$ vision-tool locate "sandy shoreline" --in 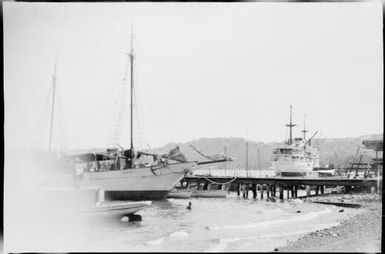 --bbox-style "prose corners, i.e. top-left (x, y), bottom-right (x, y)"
top-left (276, 193), bottom-right (382, 252)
